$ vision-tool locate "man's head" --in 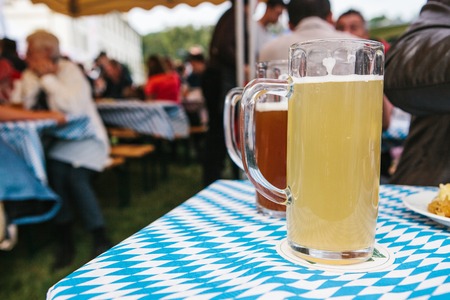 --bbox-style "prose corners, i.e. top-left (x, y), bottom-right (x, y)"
top-left (261, 0), bottom-right (286, 25)
top-left (103, 59), bottom-right (123, 82)
top-left (188, 54), bottom-right (206, 74)
top-left (26, 30), bottom-right (60, 63)
top-left (336, 9), bottom-right (369, 39)
top-left (186, 46), bottom-right (205, 74)
top-left (95, 51), bottom-right (109, 68)
top-left (287, 0), bottom-right (332, 29)
top-left (188, 53), bottom-right (205, 63)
